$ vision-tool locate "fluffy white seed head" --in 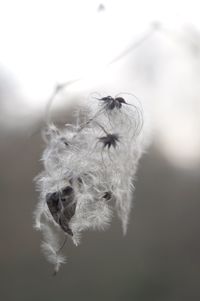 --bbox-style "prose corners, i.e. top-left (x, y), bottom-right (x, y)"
top-left (34, 93), bottom-right (147, 272)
